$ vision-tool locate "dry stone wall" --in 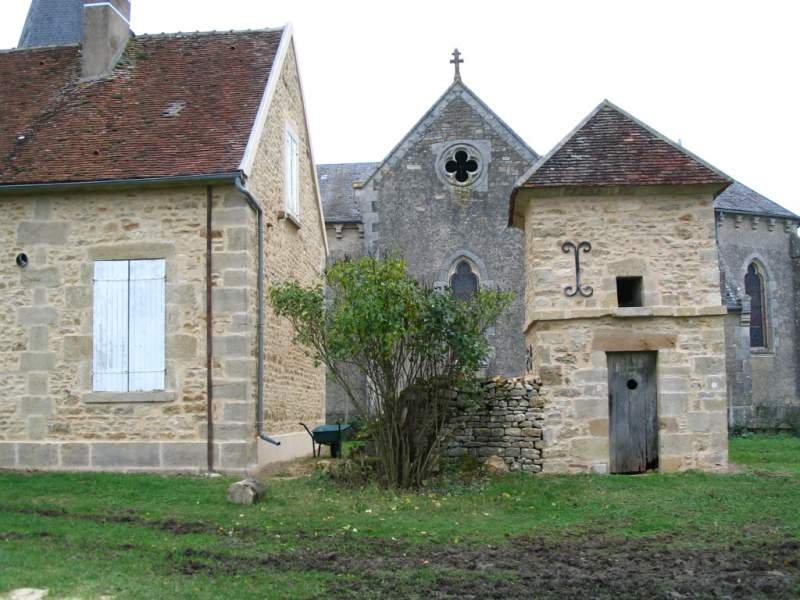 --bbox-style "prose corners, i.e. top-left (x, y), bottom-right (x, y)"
top-left (443, 376), bottom-right (545, 473)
